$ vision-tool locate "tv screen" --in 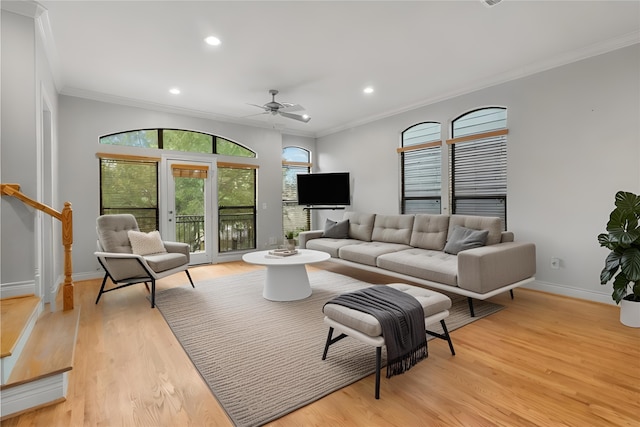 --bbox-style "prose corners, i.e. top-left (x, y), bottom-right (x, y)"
top-left (297, 172), bottom-right (350, 206)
